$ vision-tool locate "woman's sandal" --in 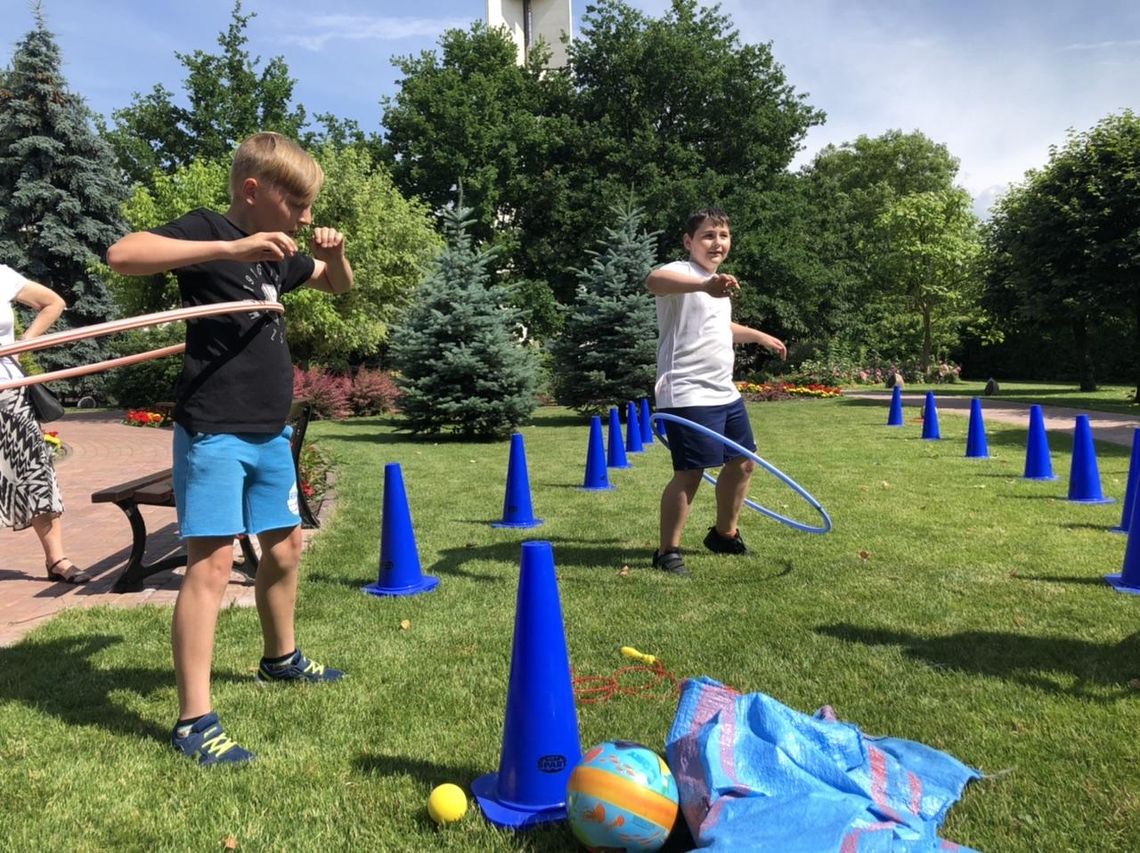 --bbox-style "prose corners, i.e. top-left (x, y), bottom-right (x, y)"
top-left (46, 557), bottom-right (92, 585)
